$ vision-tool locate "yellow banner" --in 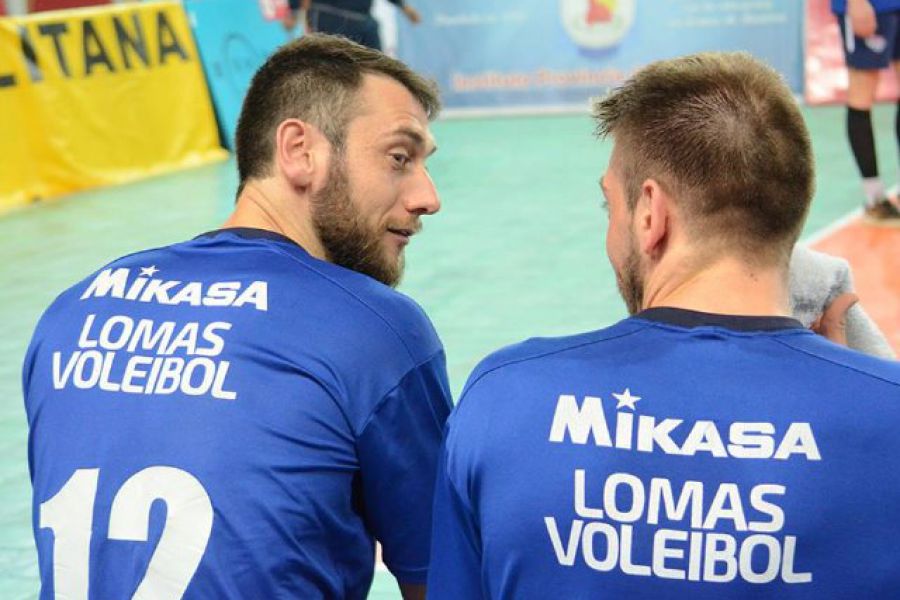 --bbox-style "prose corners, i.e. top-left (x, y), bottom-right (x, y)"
top-left (0, 1), bottom-right (226, 214)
